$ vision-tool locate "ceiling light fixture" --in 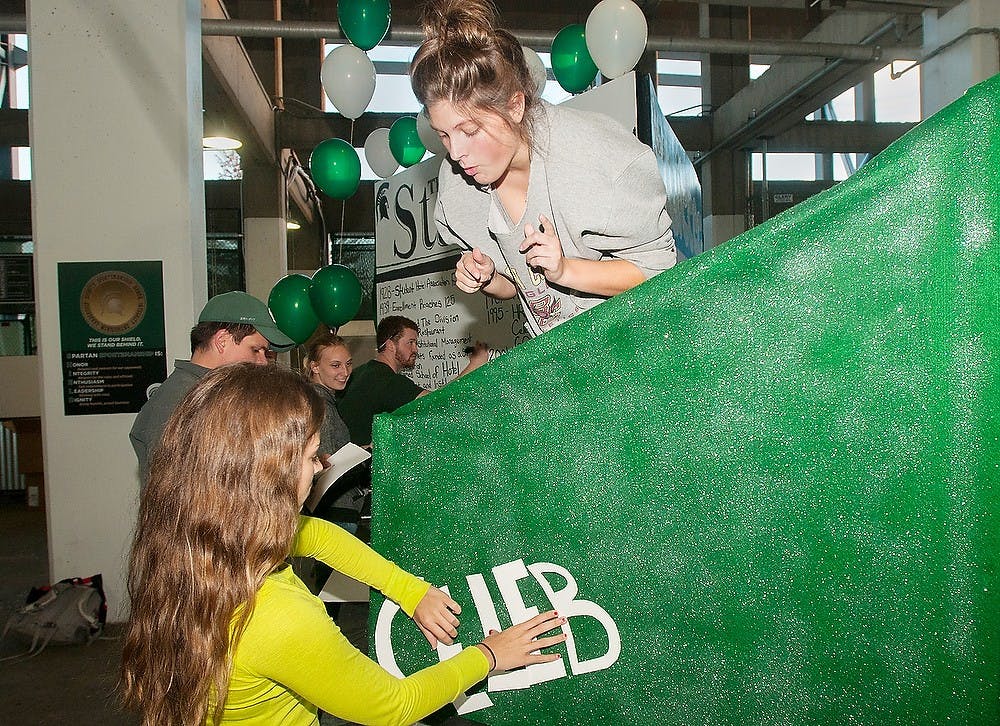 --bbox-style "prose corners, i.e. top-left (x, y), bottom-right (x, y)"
top-left (202, 114), bottom-right (243, 150)
top-left (203, 134), bottom-right (243, 151)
